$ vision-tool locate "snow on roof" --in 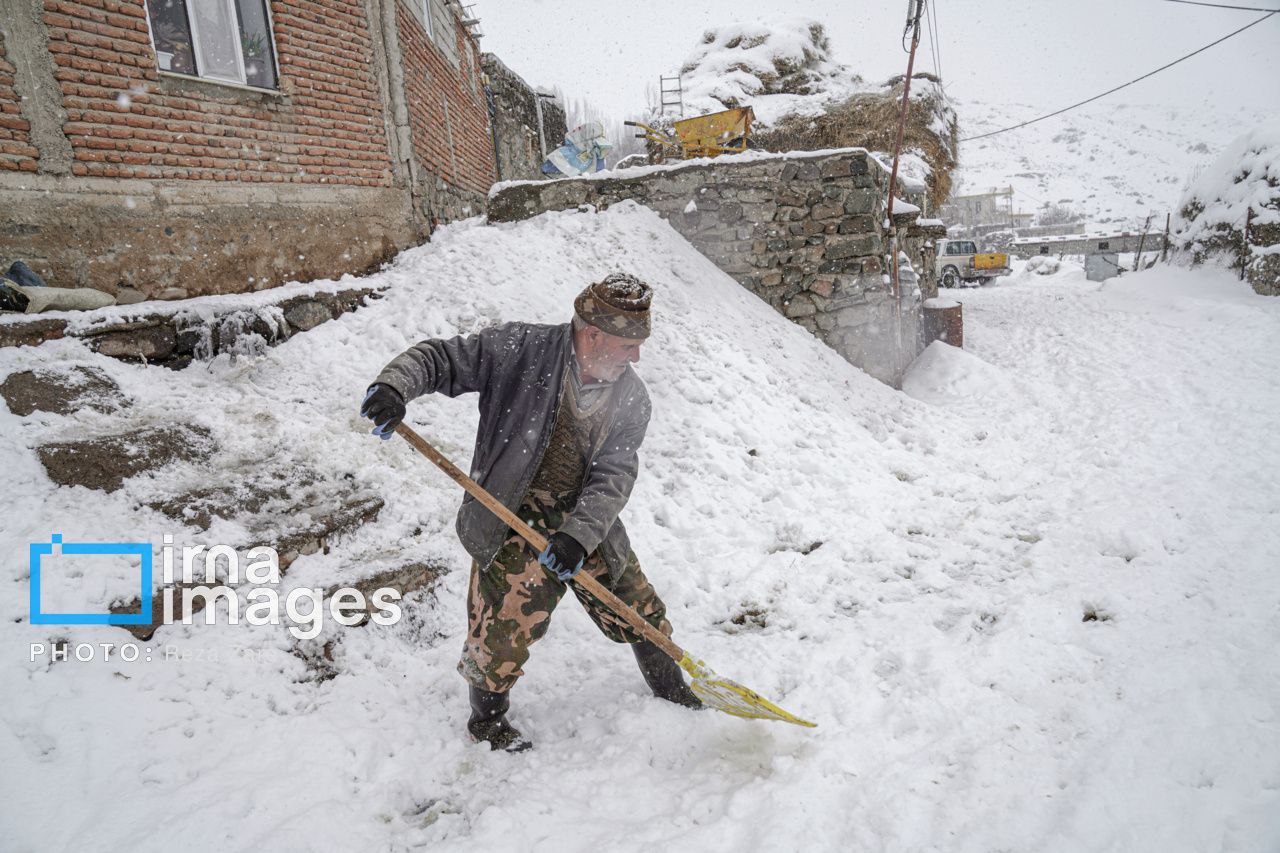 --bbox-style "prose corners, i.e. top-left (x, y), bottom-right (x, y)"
top-left (1010, 231), bottom-right (1163, 245)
